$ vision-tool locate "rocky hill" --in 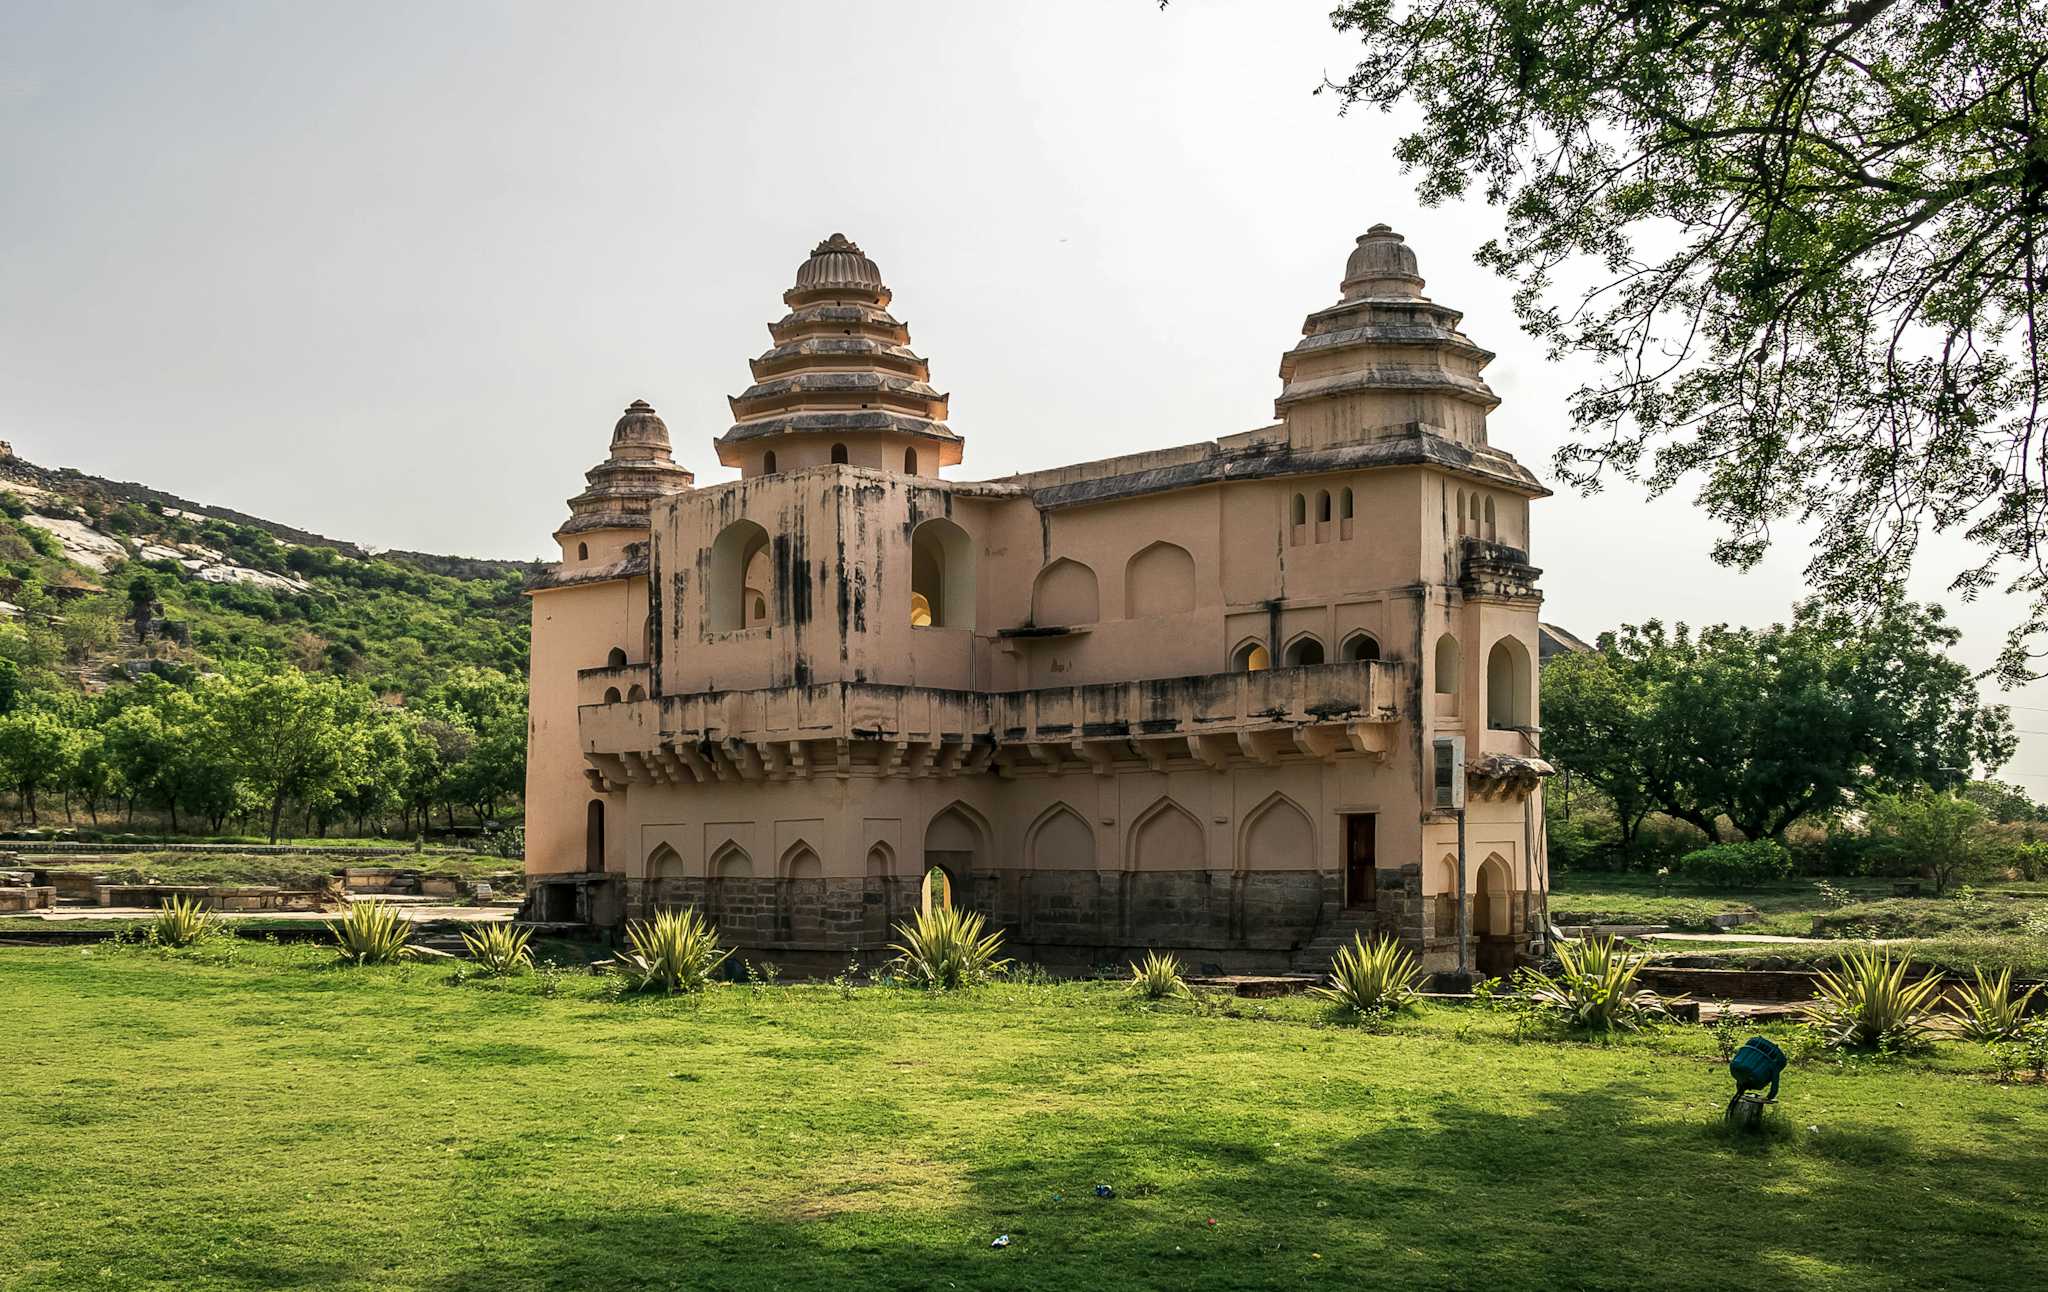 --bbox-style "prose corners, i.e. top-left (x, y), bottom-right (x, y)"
top-left (0, 446), bottom-right (538, 698)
